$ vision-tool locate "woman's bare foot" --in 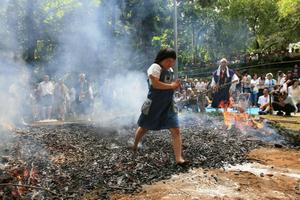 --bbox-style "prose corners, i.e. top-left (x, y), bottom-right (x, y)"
top-left (176, 159), bottom-right (190, 166)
